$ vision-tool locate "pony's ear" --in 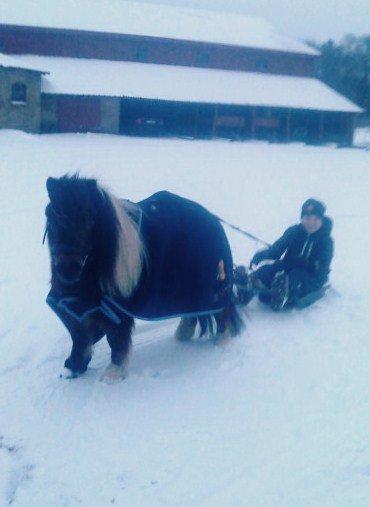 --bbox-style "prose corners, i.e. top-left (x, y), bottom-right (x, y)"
top-left (46, 177), bottom-right (59, 201)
